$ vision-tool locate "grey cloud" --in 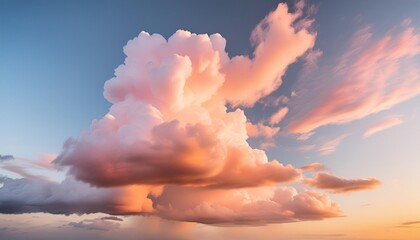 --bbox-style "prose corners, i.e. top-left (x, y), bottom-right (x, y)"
top-left (0, 155), bottom-right (14, 162)
top-left (68, 218), bottom-right (120, 231)
top-left (0, 177), bottom-right (131, 215)
top-left (101, 216), bottom-right (124, 222)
